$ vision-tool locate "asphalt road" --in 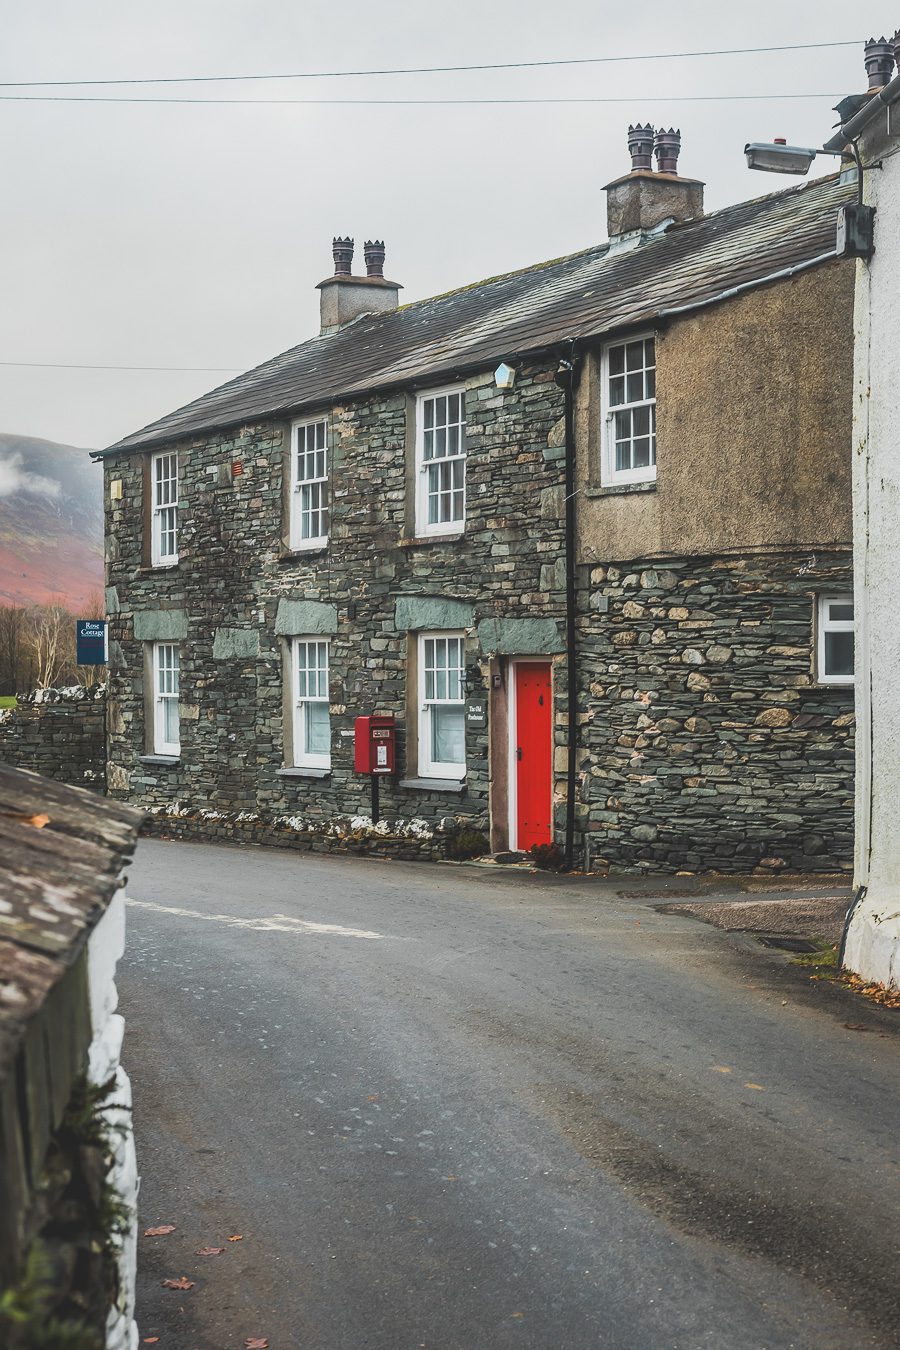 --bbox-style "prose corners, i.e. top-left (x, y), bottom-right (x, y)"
top-left (120, 840), bottom-right (900, 1350)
